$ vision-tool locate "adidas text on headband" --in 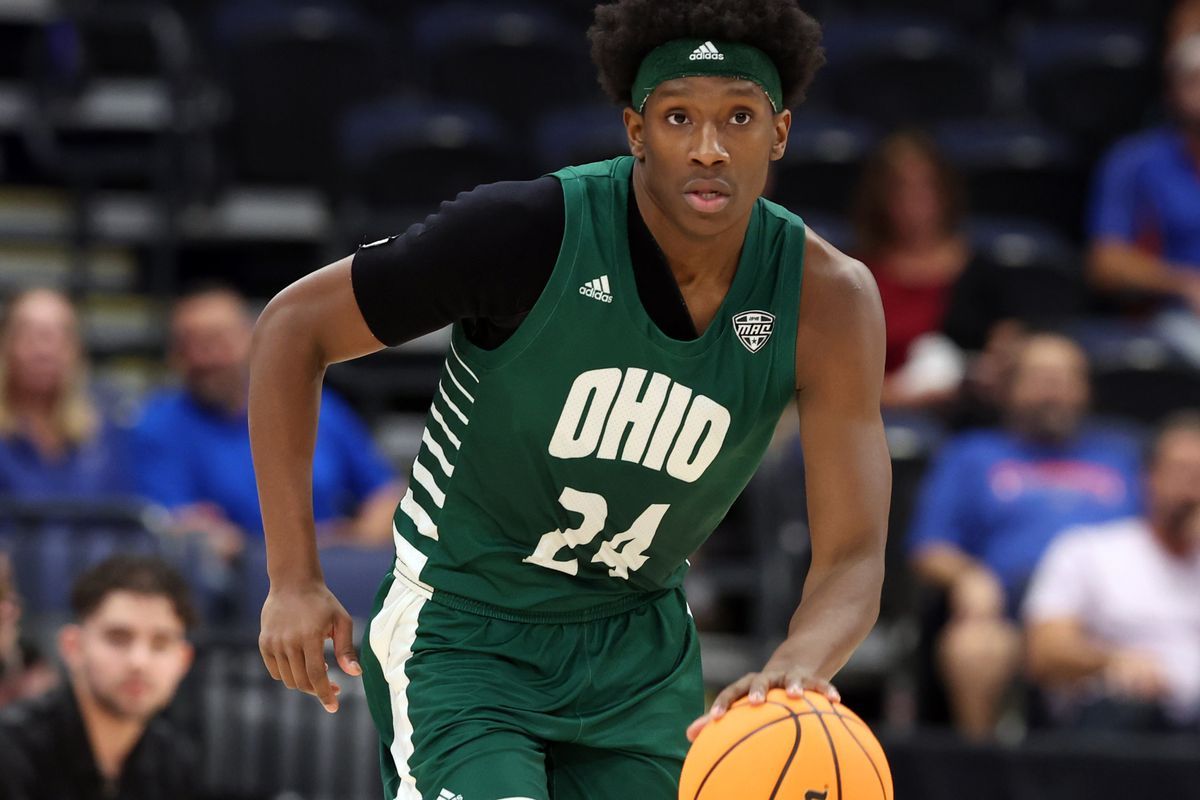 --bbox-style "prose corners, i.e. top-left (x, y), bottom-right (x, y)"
top-left (632, 39), bottom-right (784, 113)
